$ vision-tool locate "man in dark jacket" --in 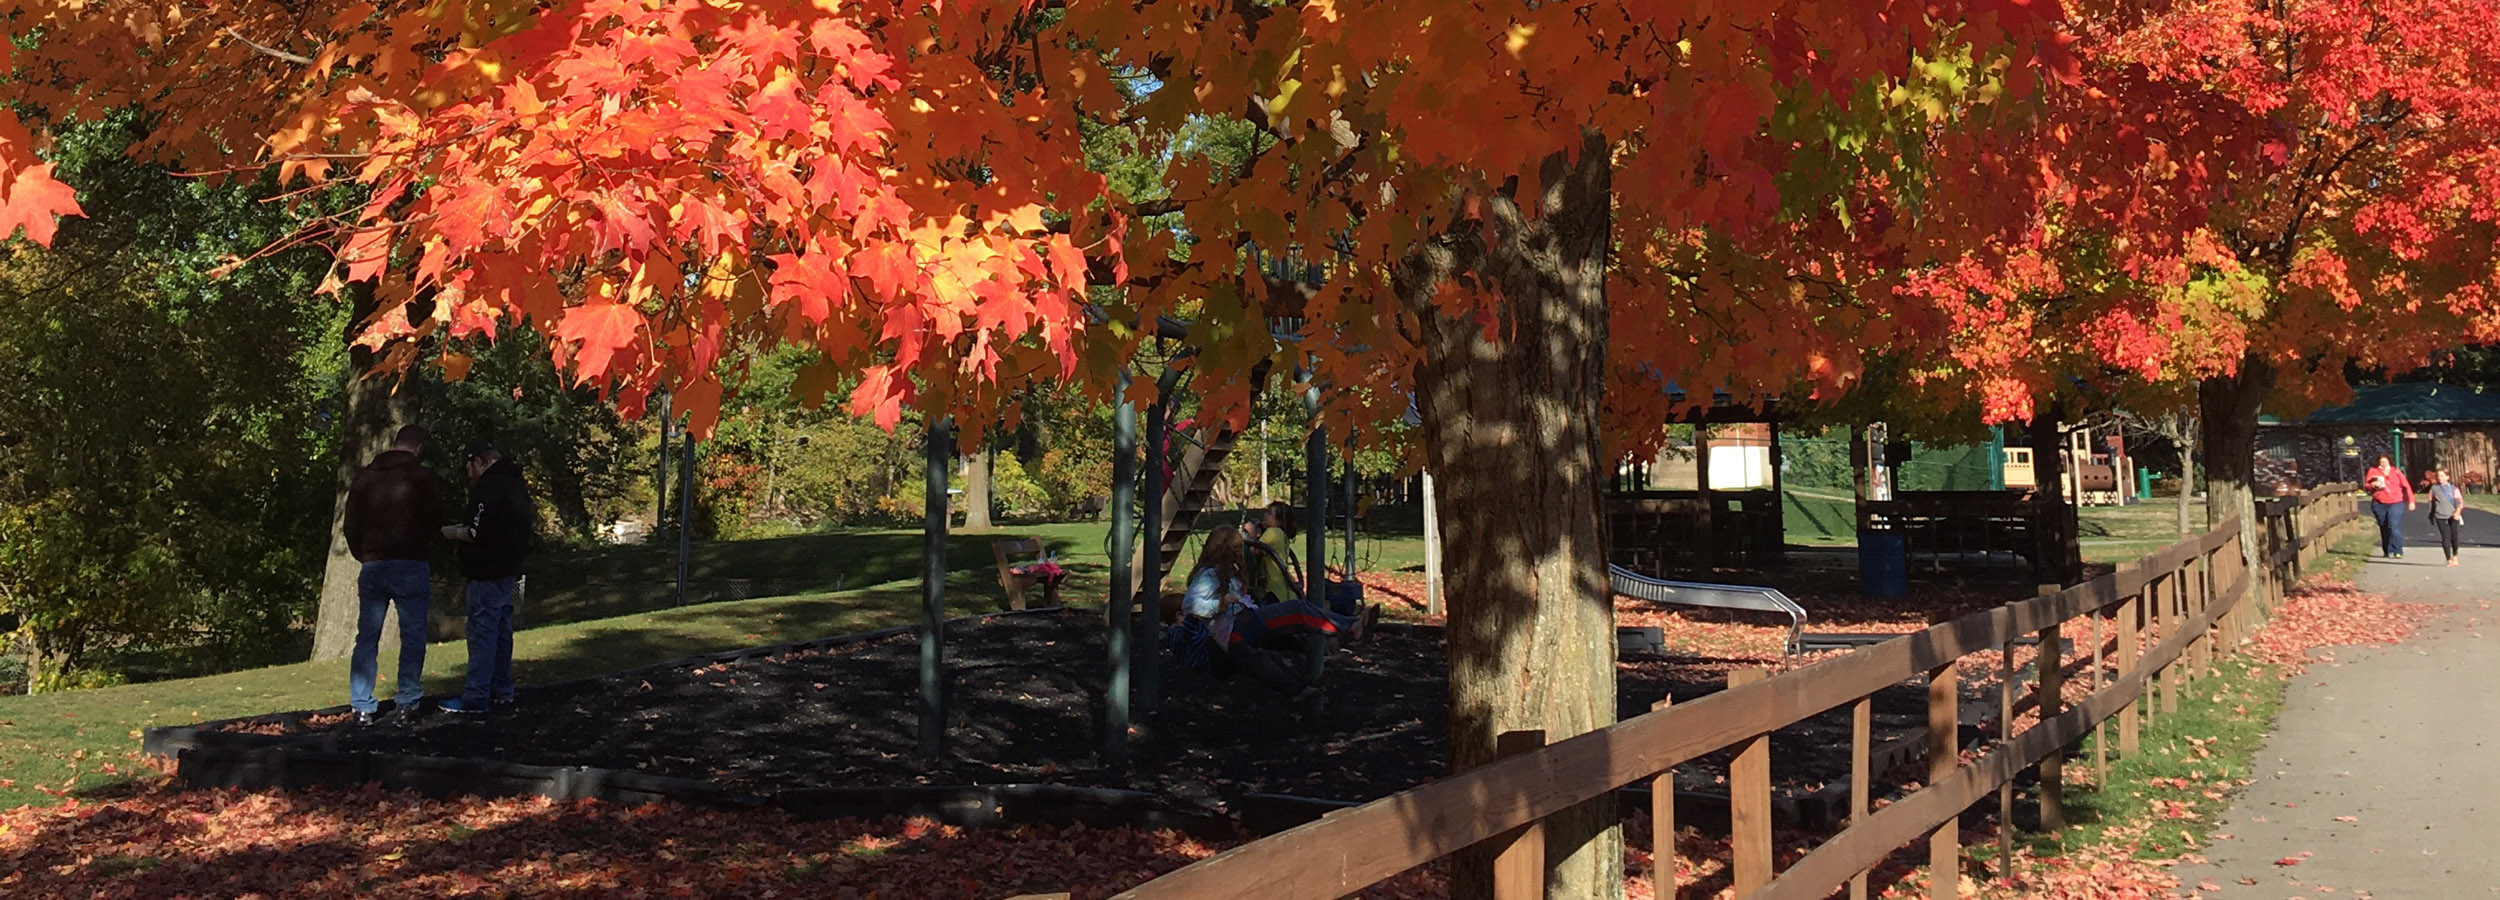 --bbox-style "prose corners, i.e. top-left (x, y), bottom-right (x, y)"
top-left (438, 440), bottom-right (531, 714)
top-left (342, 424), bottom-right (442, 725)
